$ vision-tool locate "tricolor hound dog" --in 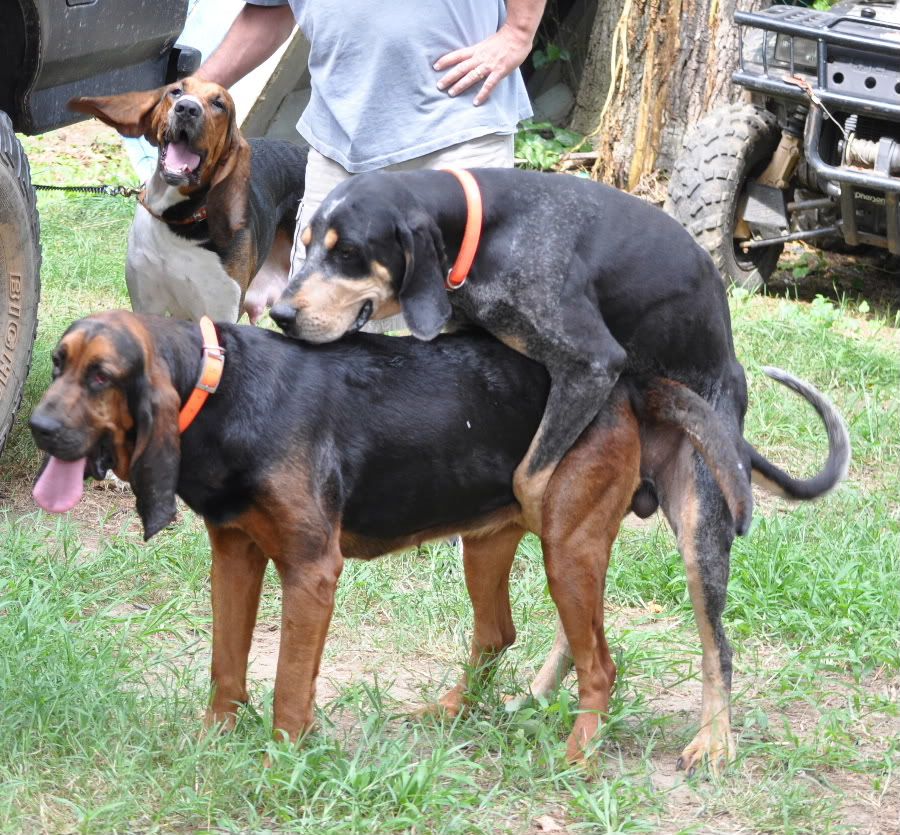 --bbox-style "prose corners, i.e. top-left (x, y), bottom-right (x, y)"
top-left (70, 77), bottom-right (308, 324)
